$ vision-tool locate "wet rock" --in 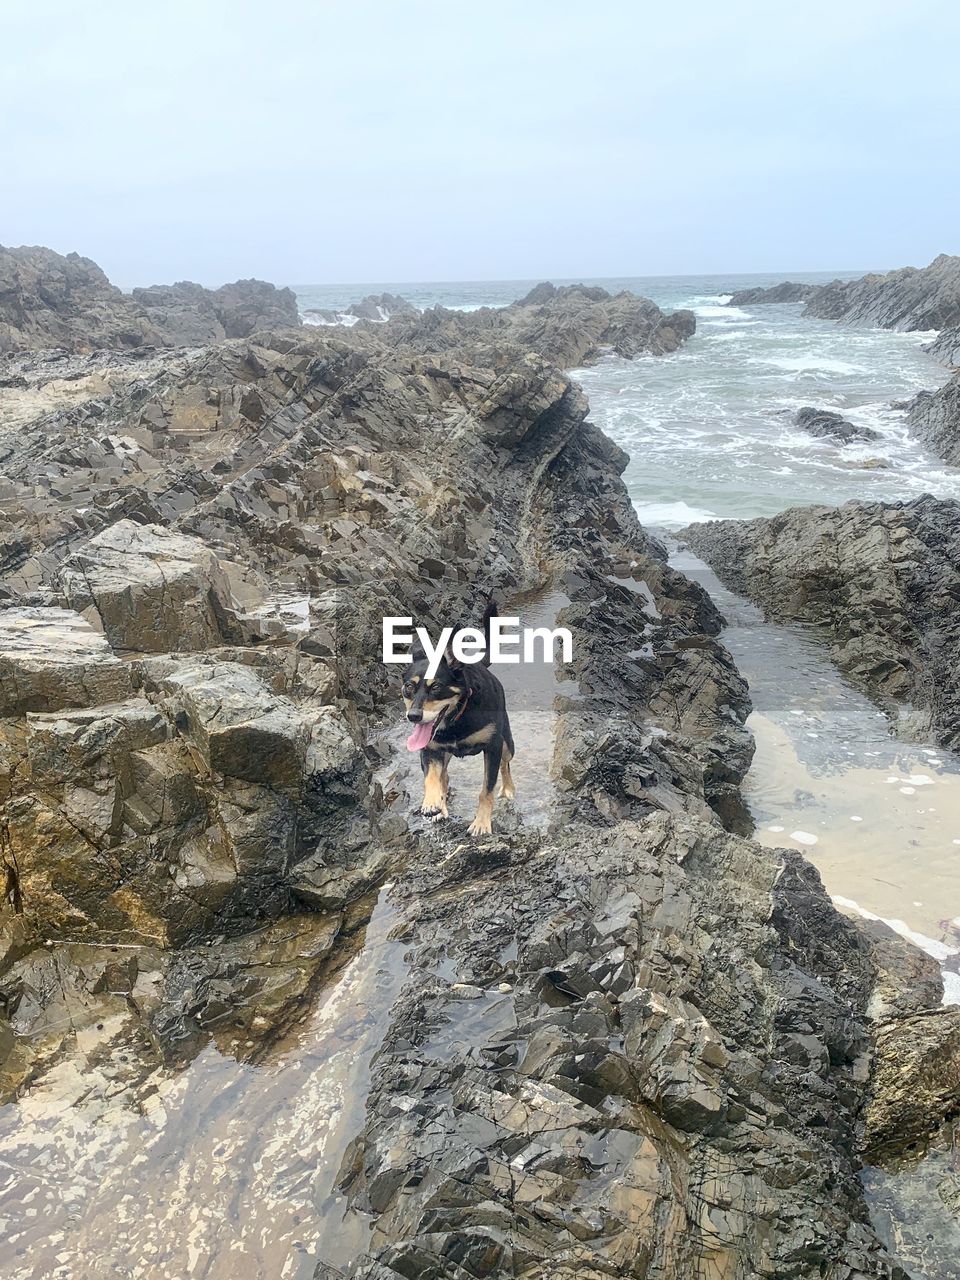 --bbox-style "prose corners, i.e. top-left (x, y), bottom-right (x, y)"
top-left (682, 494), bottom-right (960, 748)
top-left (864, 1008), bottom-right (960, 1162)
top-left (336, 814), bottom-right (902, 1279)
top-left (795, 404), bottom-right (881, 443)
